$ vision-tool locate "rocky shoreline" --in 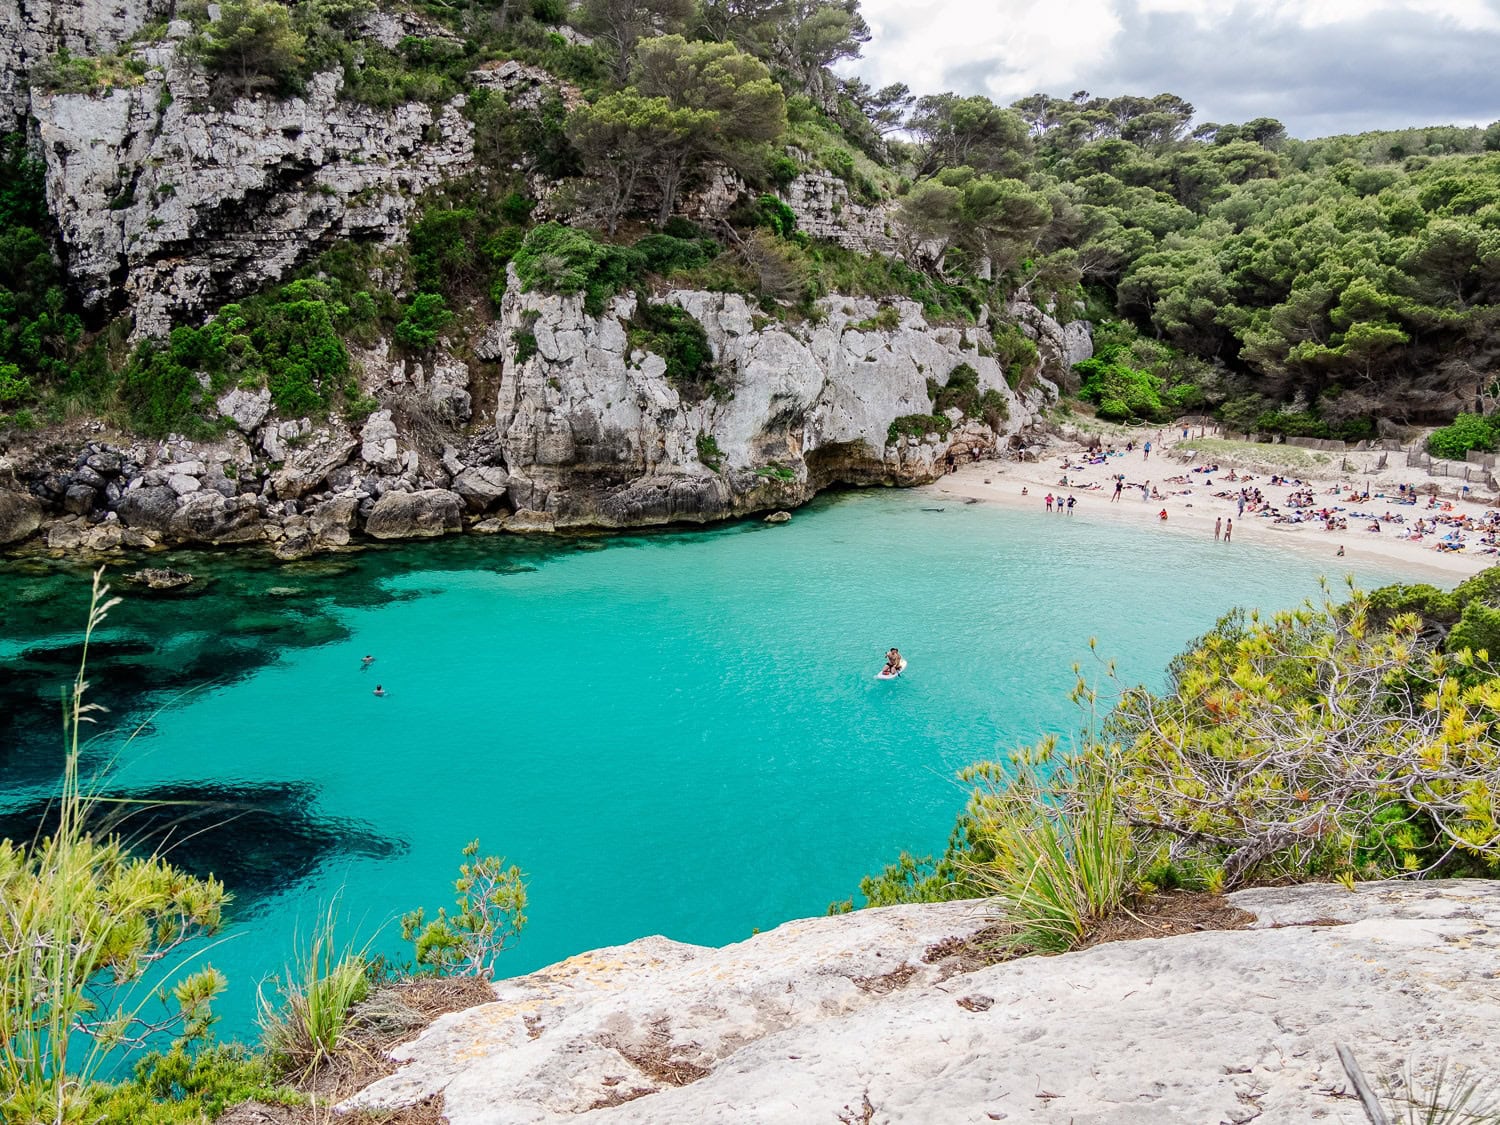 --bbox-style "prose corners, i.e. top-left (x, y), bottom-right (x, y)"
top-left (0, 290), bottom-right (1090, 561)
